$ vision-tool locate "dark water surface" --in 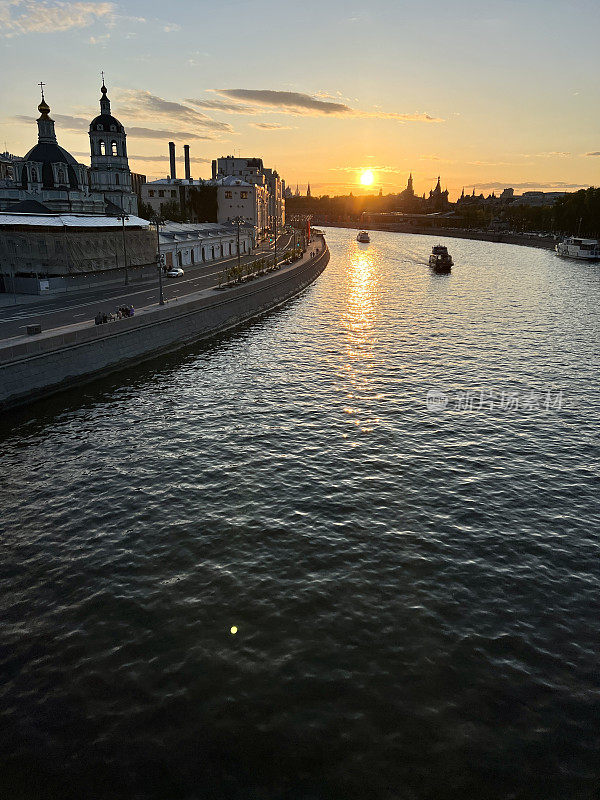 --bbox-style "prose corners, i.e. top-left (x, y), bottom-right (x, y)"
top-left (1, 229), bottom-right (599, 799)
